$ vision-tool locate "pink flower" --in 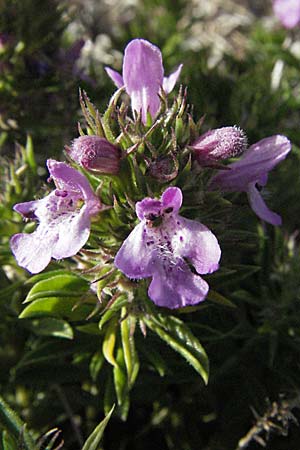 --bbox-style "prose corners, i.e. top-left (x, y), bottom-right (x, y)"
top-left (210, 135), bottom-right (291, 226)
top-left (115, 187), bottom-right (221, 309)
top-left (273, 0), bottom-right (300, 29)
top-left (105, 39), bottom-right (182, 124)
top-left (10, 160), bottom-right (102, 273)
